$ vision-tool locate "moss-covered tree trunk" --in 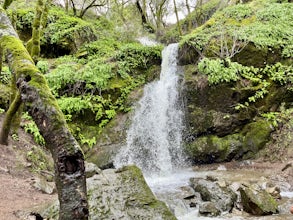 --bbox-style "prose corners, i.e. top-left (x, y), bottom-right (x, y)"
top-left (9, 74), bottom-right (23, 136)
top-left (0, 8), bottom-right (89, 220)
top-left (3, 0), bottom-right (13, 9)
top-left (173, 0), bottom-right (182, 36)
top-left (0, 92), bottom-right (22, 145)
top-left (27, 0), bottom-right (43, 62)
top-left (0, 47), bottom-right (2, 73)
